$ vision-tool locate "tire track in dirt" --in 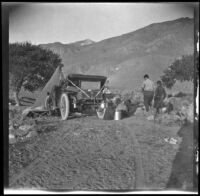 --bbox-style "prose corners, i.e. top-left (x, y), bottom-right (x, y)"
top-left (119, 120), bottom-right (145, 190)
top-left (121, 115), bottom-right (184, 189)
